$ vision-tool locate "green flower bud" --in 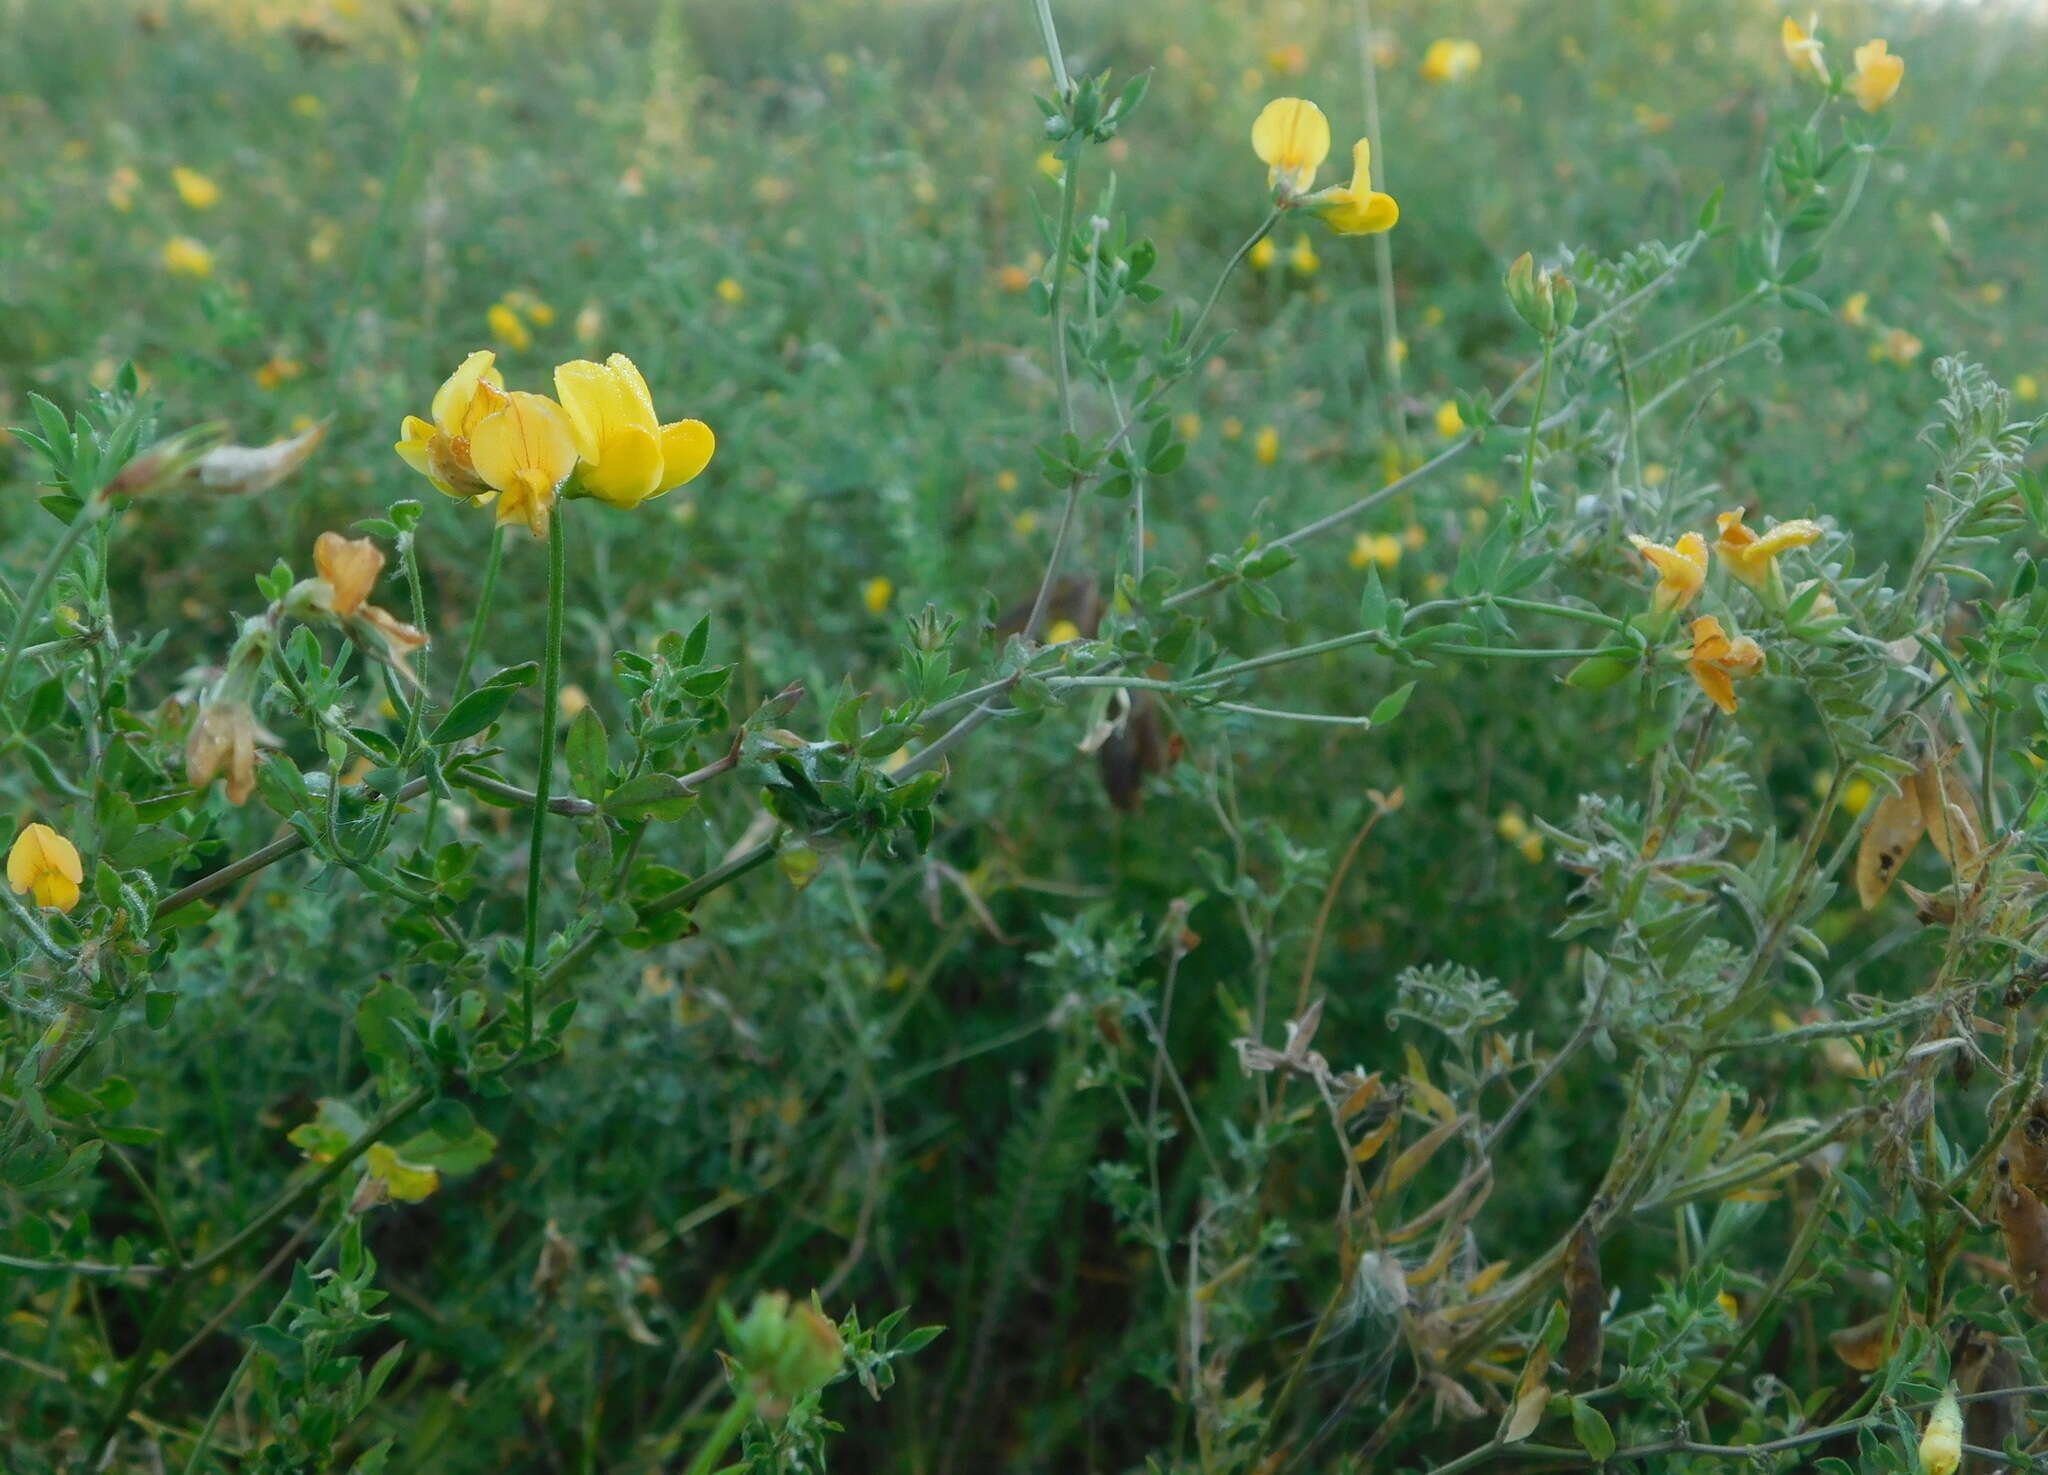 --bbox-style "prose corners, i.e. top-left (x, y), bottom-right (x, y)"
top-left (721, 1291), bottom-right (845, 1419)
top-left (1552, 274), bottom-right (1579, 330)
top-left (1503, 252), bottom-right (1554, 337)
